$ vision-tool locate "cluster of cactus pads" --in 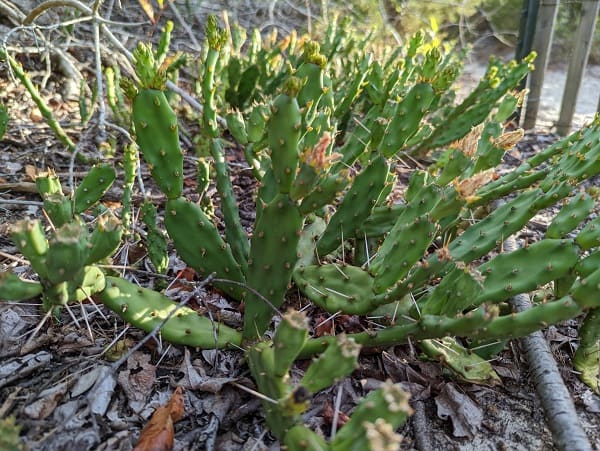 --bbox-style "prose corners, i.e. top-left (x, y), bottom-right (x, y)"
top-left (2, 16), bottom-right (600, 444)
